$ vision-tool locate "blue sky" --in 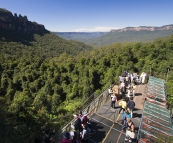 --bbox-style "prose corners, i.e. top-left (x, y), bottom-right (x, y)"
top-left (1, 0), bottom-right (173, 32)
